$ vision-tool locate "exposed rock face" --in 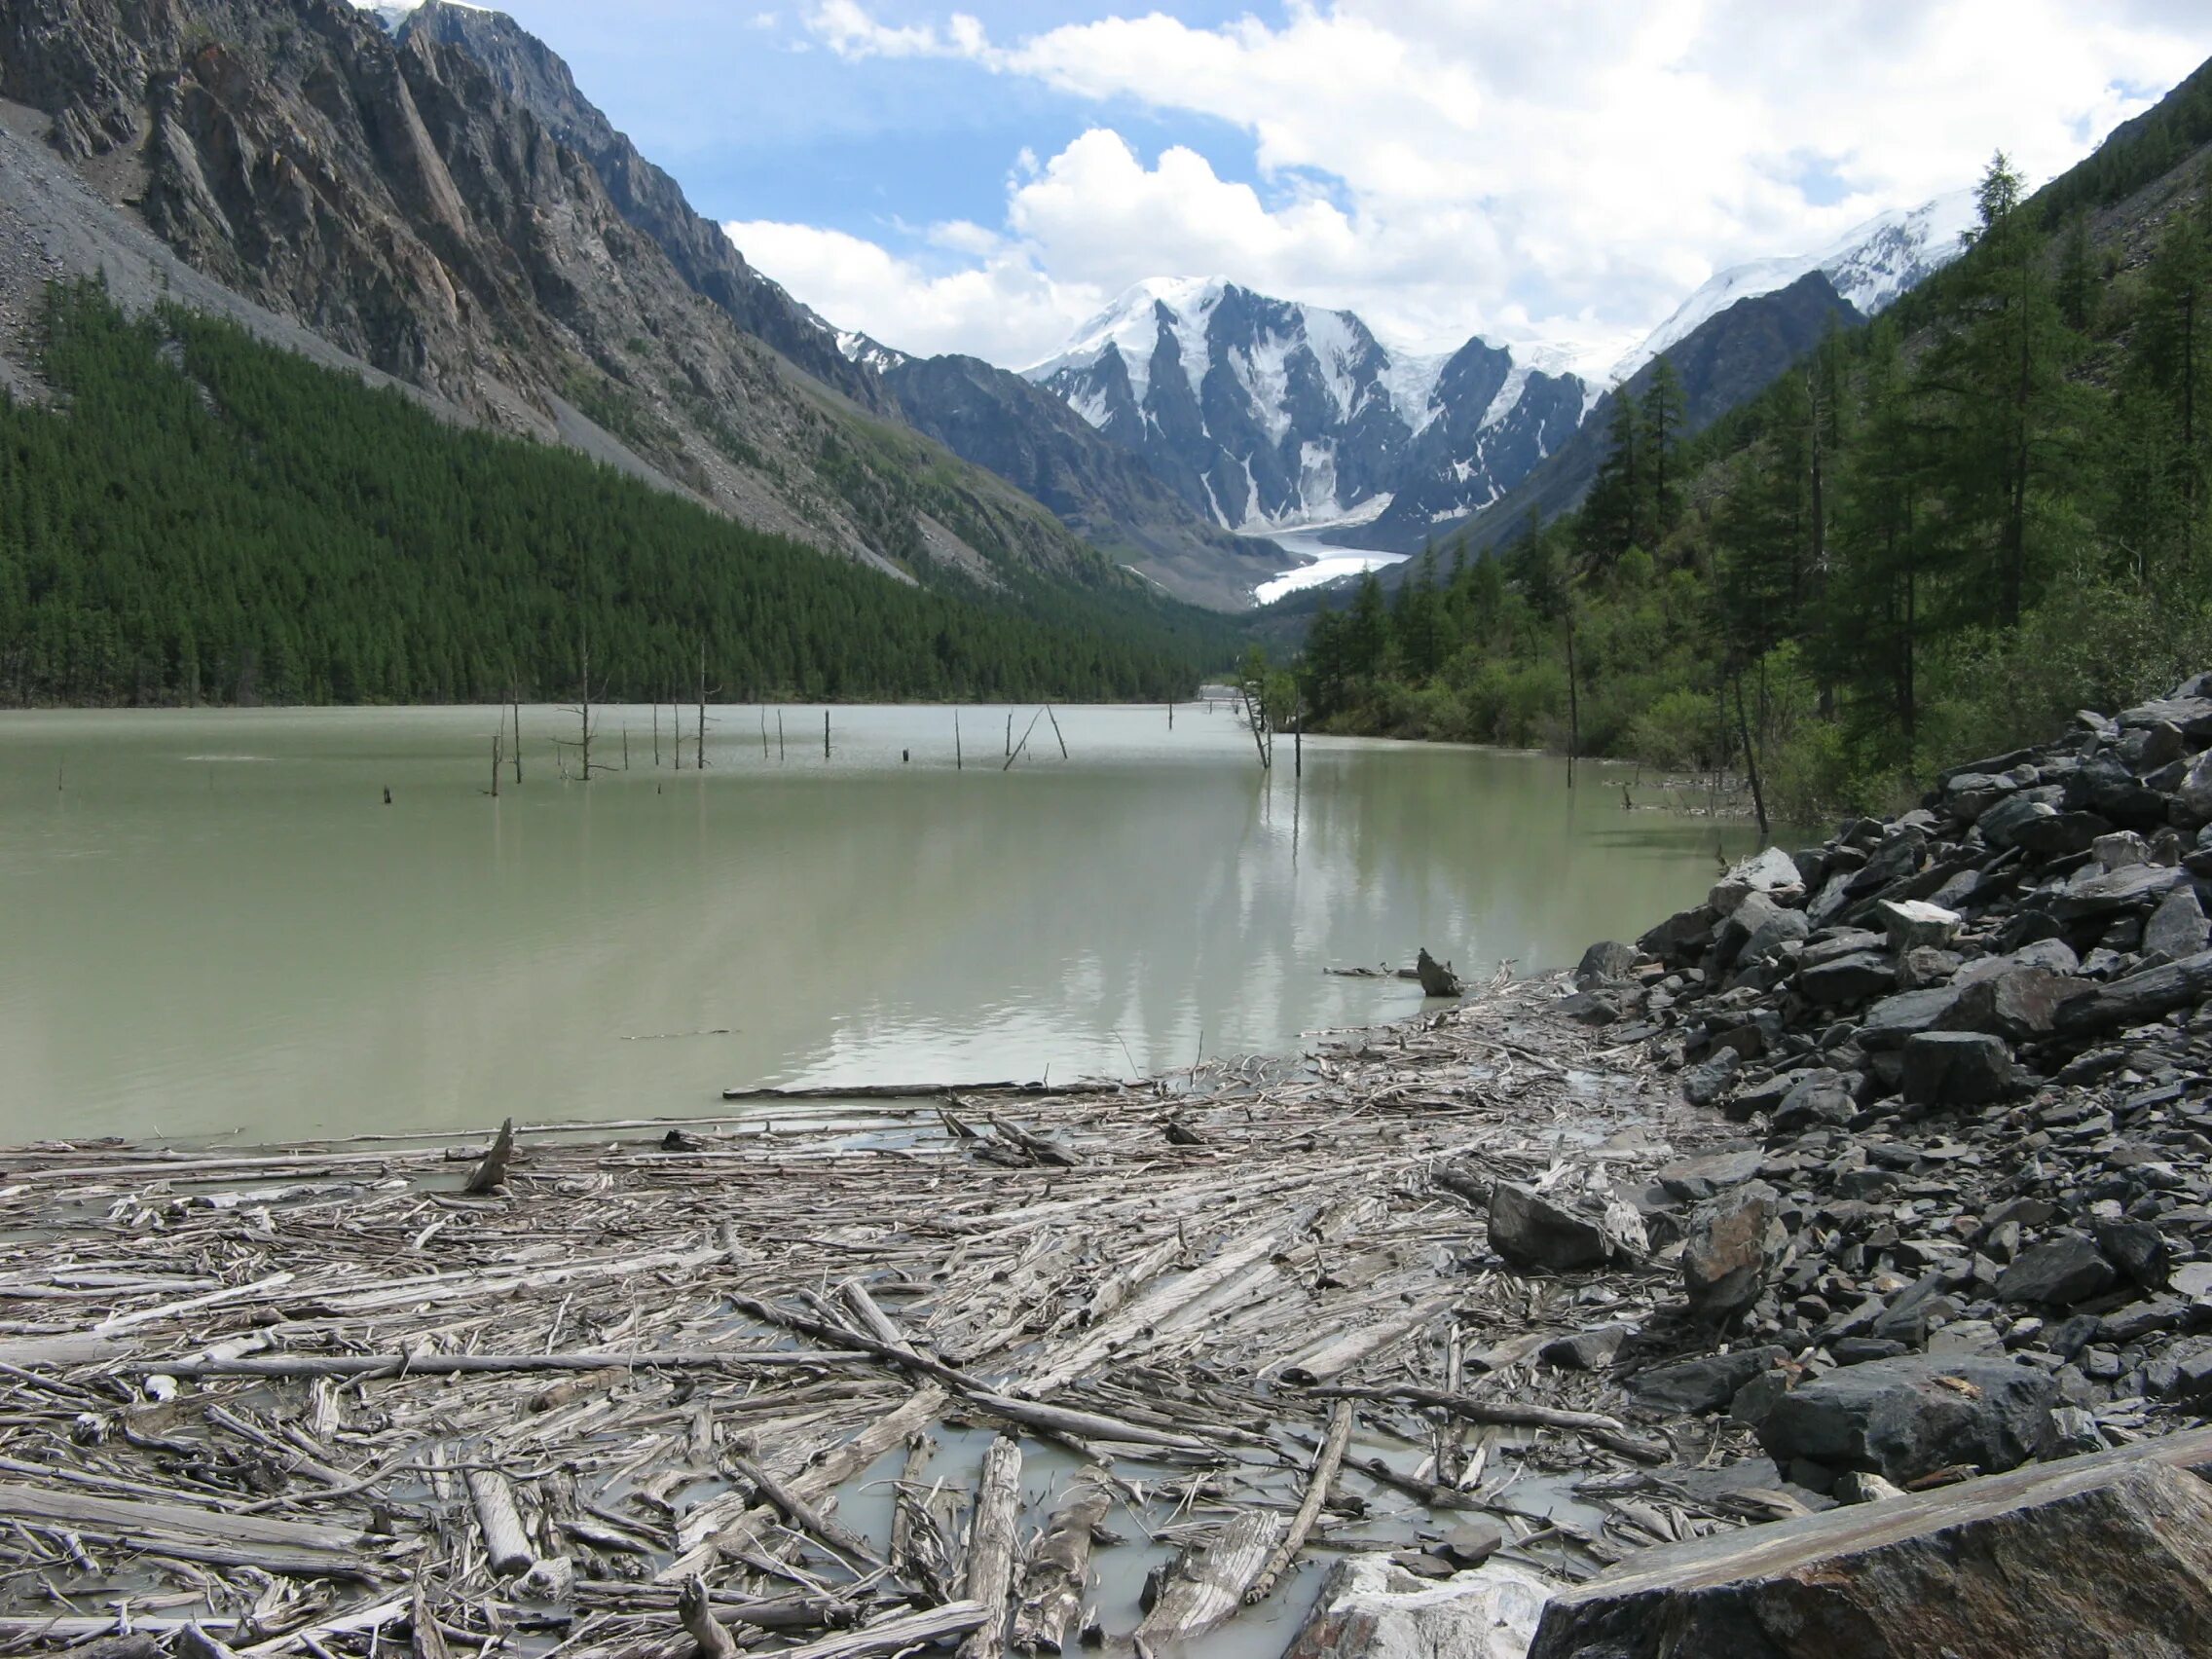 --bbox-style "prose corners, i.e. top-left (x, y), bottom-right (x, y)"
top-left (1528, 1433), bottom-right (2212, 1659)
top-left (1407, 272), bottom-right (1865, 564)
top-left (397, 0), bottom-right (880, 409)
top-left (1, 0), bottom-right (1128, 589)
top-left (1025, 277), bottom-right (1589, 537)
